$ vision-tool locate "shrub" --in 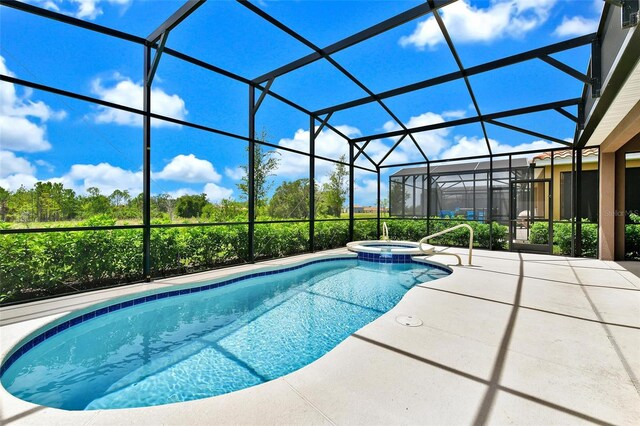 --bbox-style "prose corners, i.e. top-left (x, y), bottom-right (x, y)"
top-left (532, 217), bottom-right (635, 259)
top-left (354, 220), bottom-right (377, 241)
top-left (0, 227), bottom-right (143, 304)
top-left (425, 219), bottom-right (507, 250)
top-left (529, 222), bottom-right (549, 244)
top-left (580, 223), bottom-right (598, 258)
top-left (529, 221), bottom-right (597, 257)
top-left (314, 220), bottom-right (349, 250)
top-left (626, 224), bottom-right (640, 260)
top-left (255, 222), bottom-right (308, 259)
